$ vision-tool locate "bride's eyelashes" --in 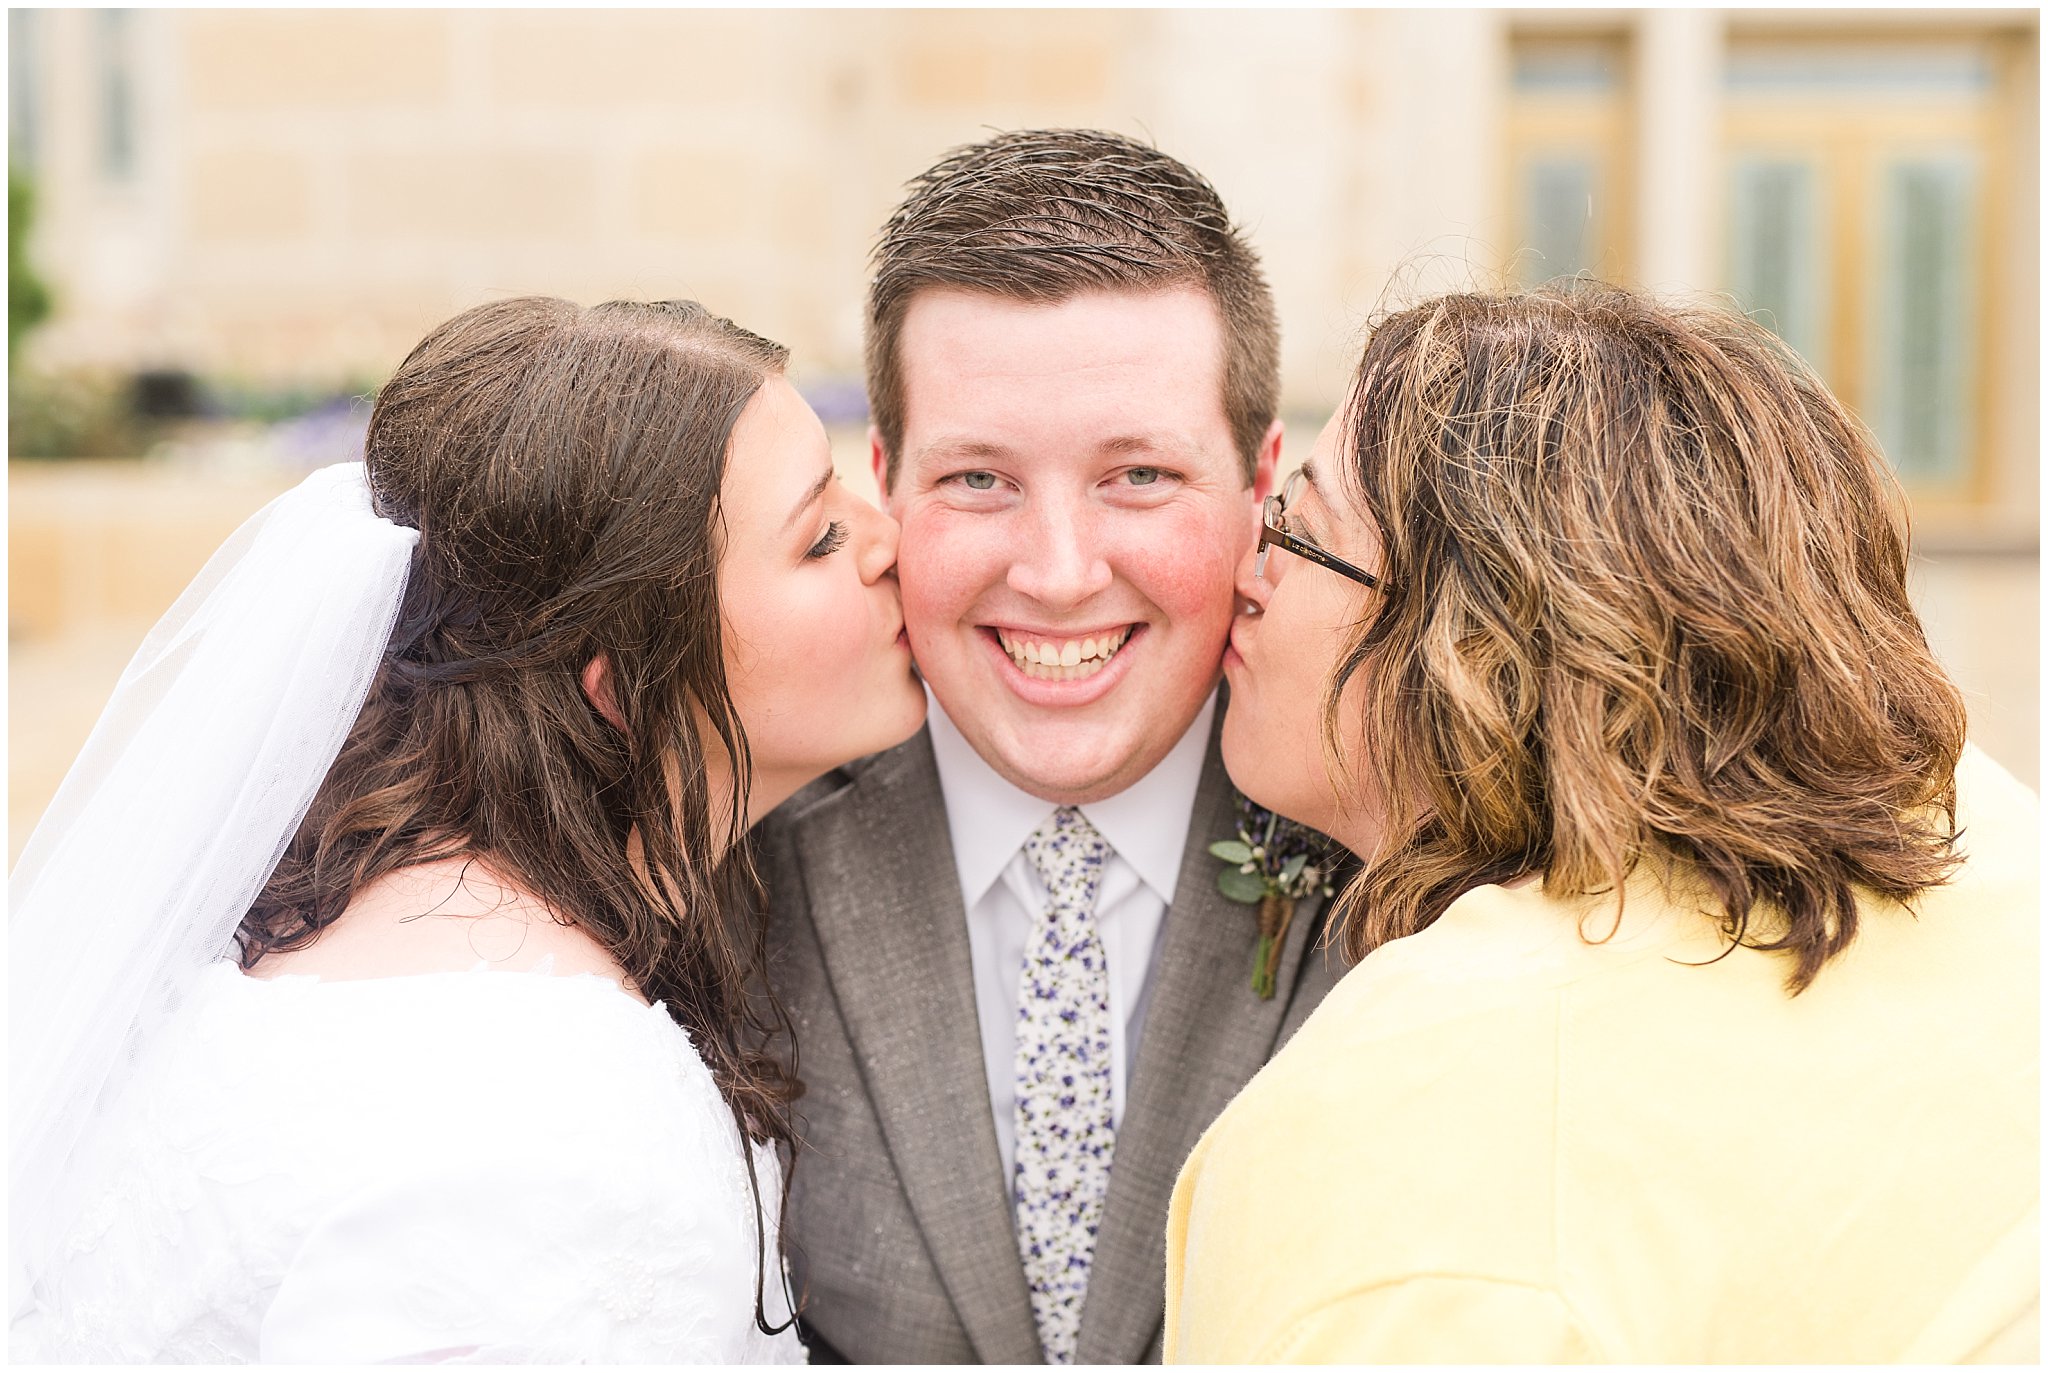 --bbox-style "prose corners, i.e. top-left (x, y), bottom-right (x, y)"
top-left (806, 520), bottom-right (850, 560)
